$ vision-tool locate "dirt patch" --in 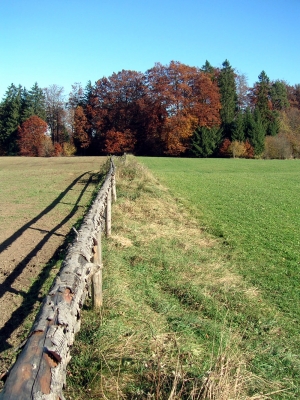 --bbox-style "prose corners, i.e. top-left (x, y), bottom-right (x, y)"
top-left (0, 156), bottom-right (105, 380)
